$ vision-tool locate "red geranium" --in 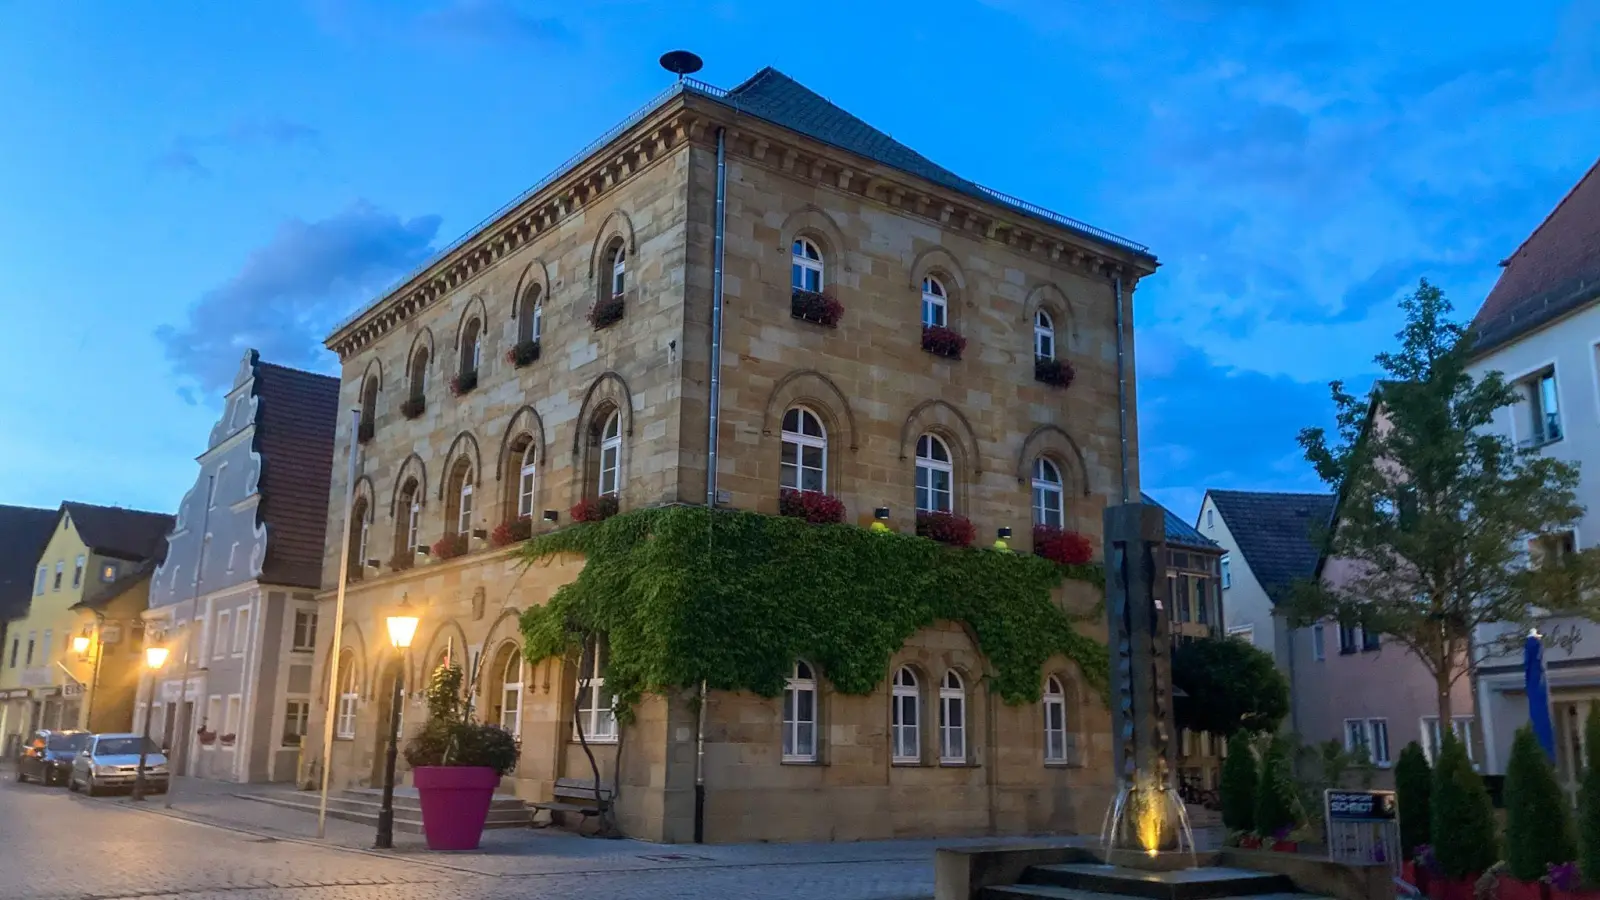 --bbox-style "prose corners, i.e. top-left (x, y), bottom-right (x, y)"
top-left (915, 511), bottom-right (976, 547)
top-left (778, 489), bottom-right (845, 524)
top-left (1033, 525), bottom-right (1094, 564)
top-left (790, 289), bottom-right (844, 328)
top-left (431, 534), bottom-right (469, 560)
top-left (921, 325), bottom-right (967, 360)
top-left (571, 496), bottom-right (619, 523)
top-left (1034, 357), bottom-right (1076, 389)
top-left (491, 516), bottom-right (533, 547)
